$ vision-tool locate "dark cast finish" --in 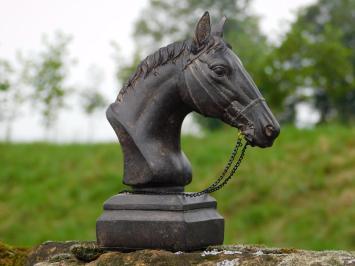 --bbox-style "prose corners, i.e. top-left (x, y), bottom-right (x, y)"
top-left (97, 194), bottom-right (224, 251)
top-left (106, 12), bottom-right (279, 190)
top-left (97, 12), bottom-right (280, 251)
